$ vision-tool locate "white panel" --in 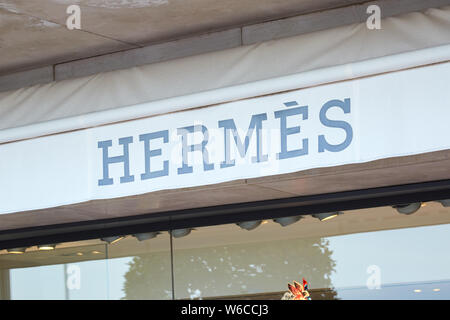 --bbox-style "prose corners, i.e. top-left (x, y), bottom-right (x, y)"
top-left (1, 61), bottom-right (450, 214)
